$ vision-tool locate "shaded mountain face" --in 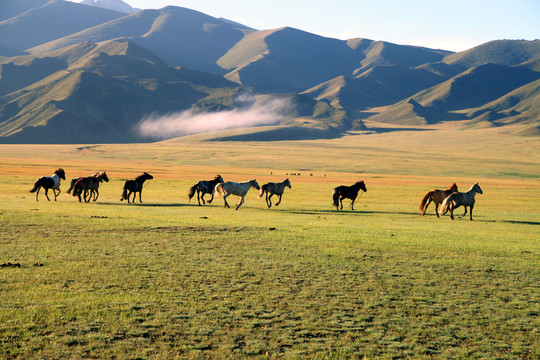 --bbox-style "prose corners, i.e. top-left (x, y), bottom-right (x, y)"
top-left (0, 2), bottom-right (539, 143)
